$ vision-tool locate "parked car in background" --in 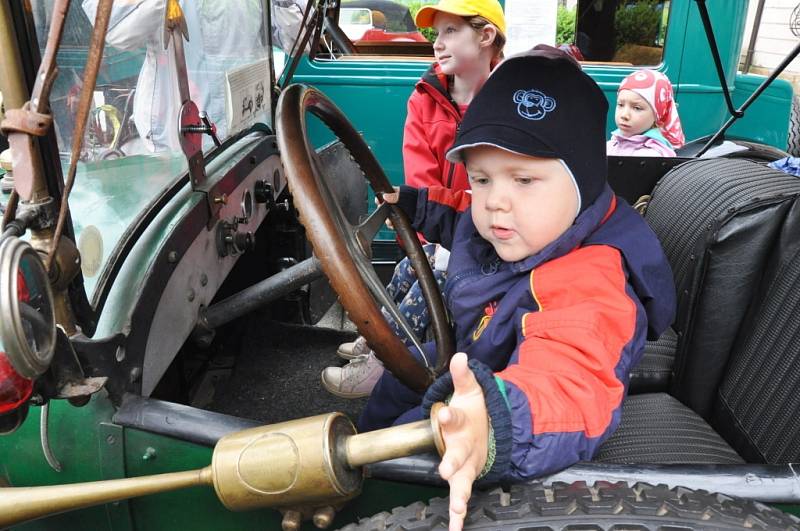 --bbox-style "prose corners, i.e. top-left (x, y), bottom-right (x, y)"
top-left (340, 0), bottom-right (428, 43)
